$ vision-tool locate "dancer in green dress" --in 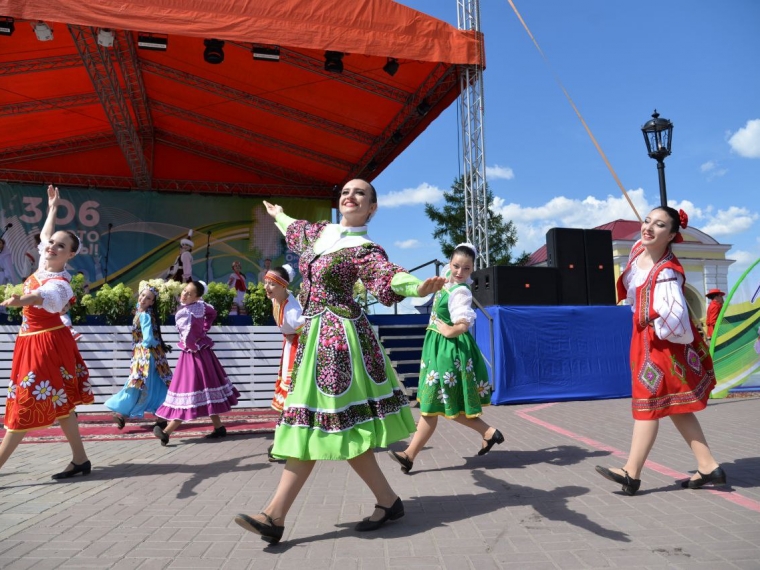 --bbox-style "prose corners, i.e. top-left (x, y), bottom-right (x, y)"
top-left (234, 179), bottom-right (446, 544)
top-left (388, 243), bottom-right (504, 475)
